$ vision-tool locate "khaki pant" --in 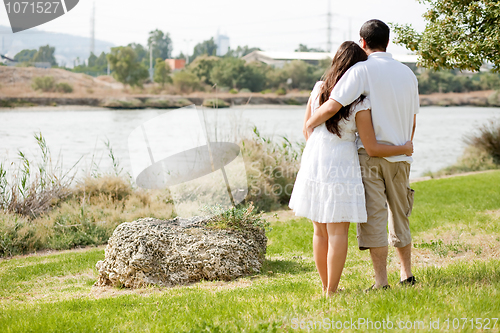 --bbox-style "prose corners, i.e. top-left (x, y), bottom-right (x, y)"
top-left (357, 148), bottom-right (415, 250)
